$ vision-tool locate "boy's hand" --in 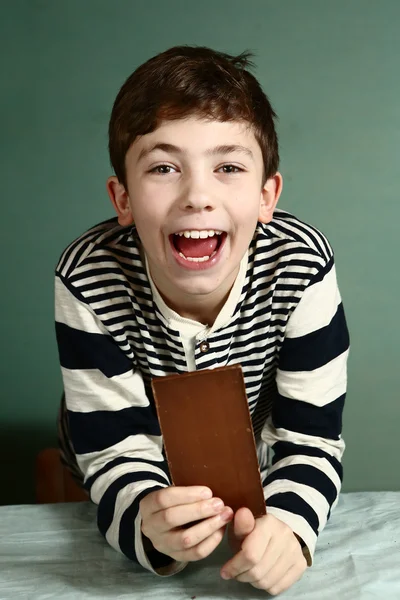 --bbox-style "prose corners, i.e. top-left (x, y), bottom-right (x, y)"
top-left (140, 486), bottom-right (233, 562)
top-left (221, 508), bottom-right (307, 596)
